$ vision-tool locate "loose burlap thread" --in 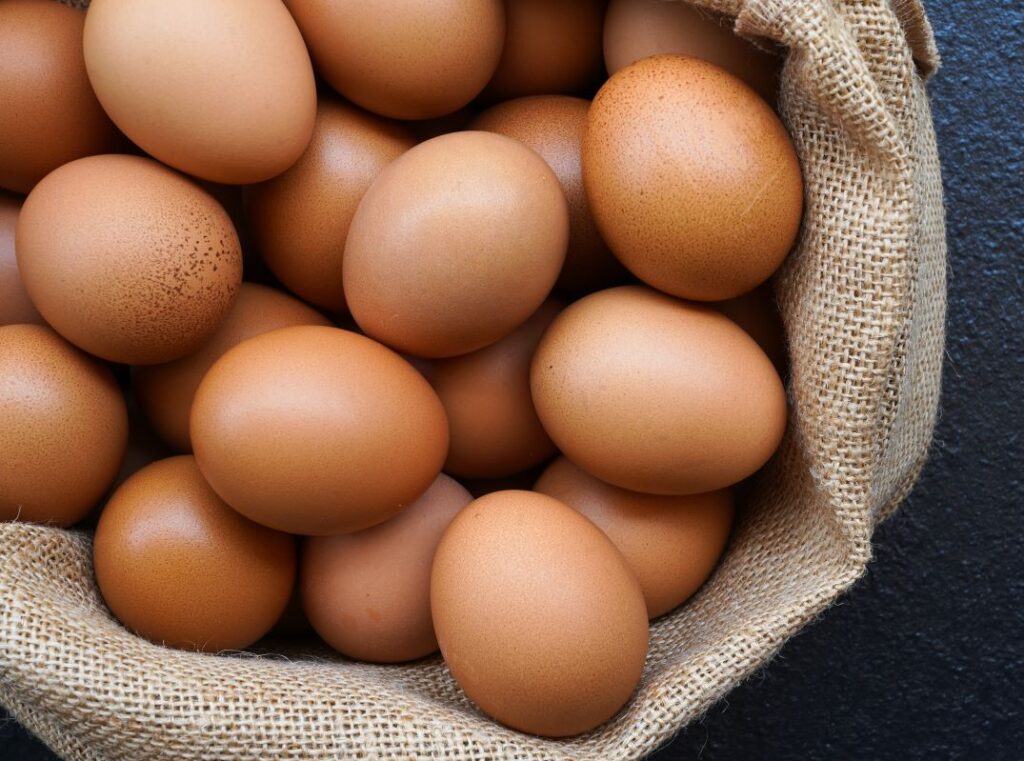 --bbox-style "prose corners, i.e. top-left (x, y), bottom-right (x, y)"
top-left (0, 1), bottom-right (946, 759)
